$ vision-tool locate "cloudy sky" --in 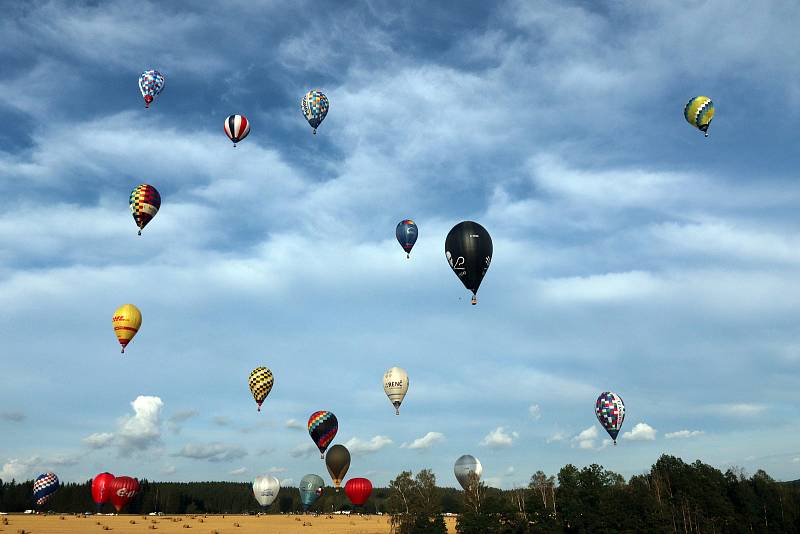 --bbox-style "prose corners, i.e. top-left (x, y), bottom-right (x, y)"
top-left (1, 1), bottom-right (800, 490)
